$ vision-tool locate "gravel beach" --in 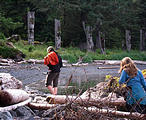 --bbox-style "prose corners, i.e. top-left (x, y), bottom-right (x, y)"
top-left (0, 63), bottom-right (145, 88)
